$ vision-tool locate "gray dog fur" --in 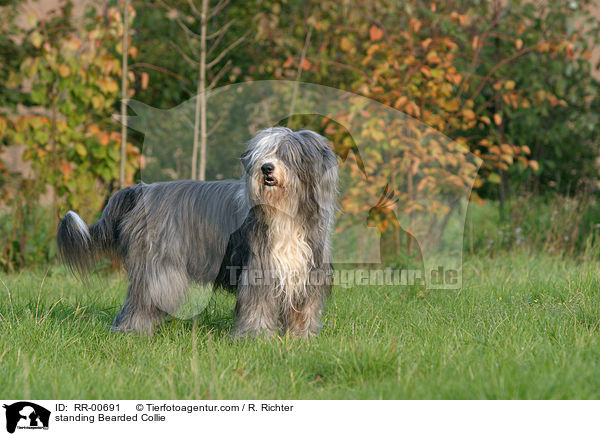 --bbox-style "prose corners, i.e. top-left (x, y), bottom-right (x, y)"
top-left (57, 127), bottom-right (338, 337)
